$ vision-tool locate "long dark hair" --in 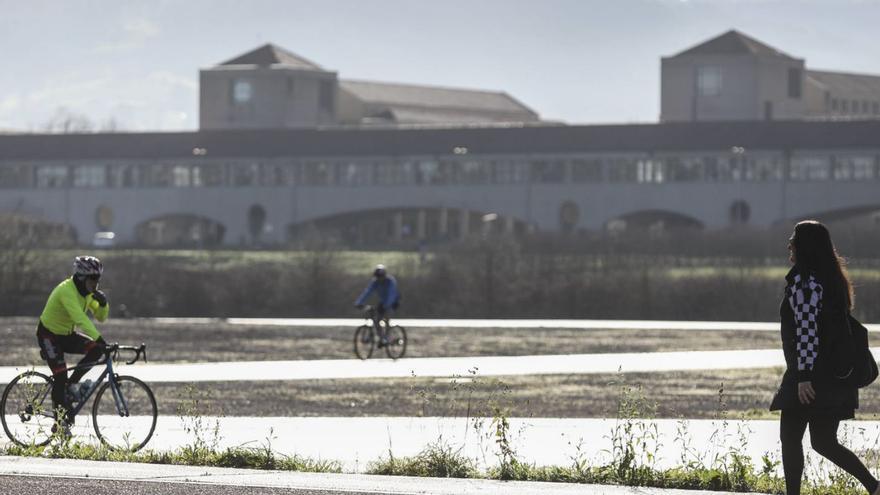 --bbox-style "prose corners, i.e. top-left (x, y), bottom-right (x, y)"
top-left (791, 220), bottom-right (854, 310)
